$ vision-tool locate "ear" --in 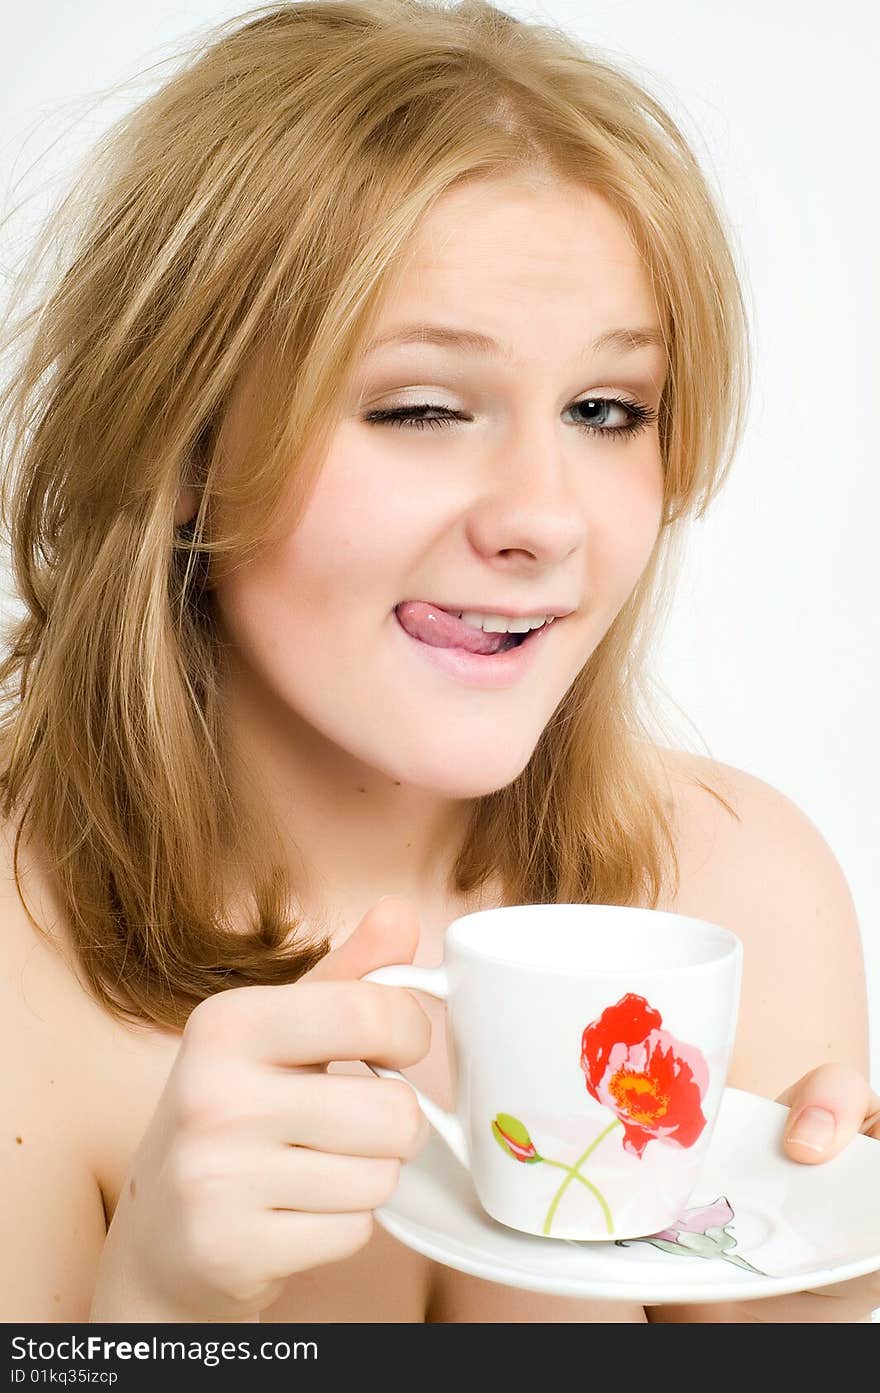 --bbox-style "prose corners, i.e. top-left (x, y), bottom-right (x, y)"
top-left (174, 485), bottom-right (201, 527)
